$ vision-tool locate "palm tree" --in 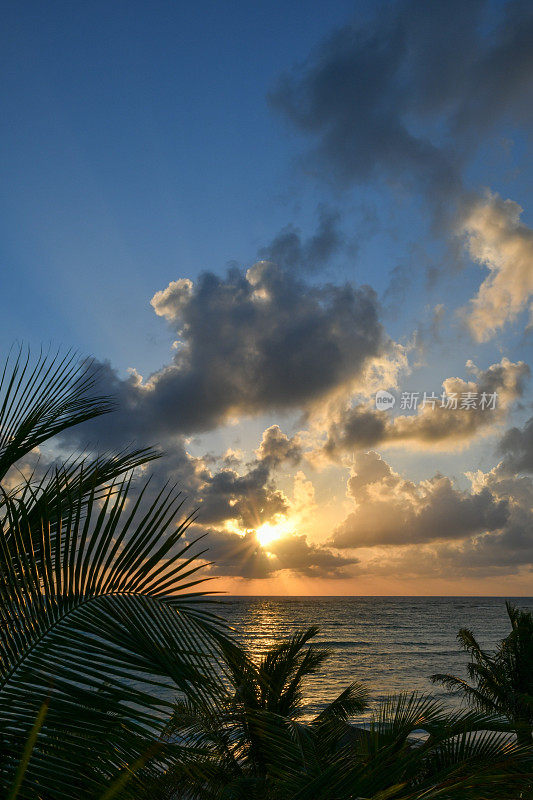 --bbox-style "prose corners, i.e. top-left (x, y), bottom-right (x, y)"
top-left (432, 601), bottom-right (533, 745)
top-left (162, 630), bottom-right (533, 800)
top-left (275, 693), bottom-right (532, 800)
top-left (0, 347), bottom-right (232, 799)
top-left (161, 626), bottom-right (370, 799)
